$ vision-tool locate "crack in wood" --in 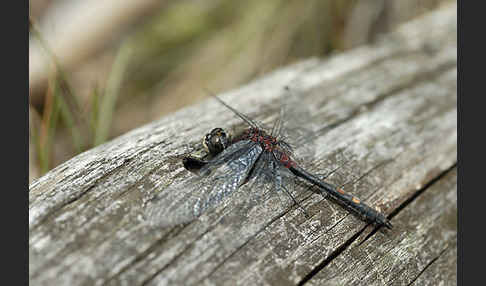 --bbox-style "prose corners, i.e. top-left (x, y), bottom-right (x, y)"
top-left (138, 221), bottom-right (223, 286)
top-left (295, 155), bottom-right (399, 256)
top-left (297, 164), bottom-right (457, 285)
top-left (297, 225), bottom-right (367, 286)
top-left (30, 158), bottom-right (132, 233)
top-left (386, 163), bottom-right (457, 222)
top-left (405, 242), bottom-right (454, 286)
top-left (314, 60), bottom-right (456, 138)
top-left (195, 208), bottom-right (291, 285)
top-left (30, 140), bottom-right (169, 232)
top-left (104, 224), bottom-right (188, 285)
top-left (359, 163), bottom-right (457, 245)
